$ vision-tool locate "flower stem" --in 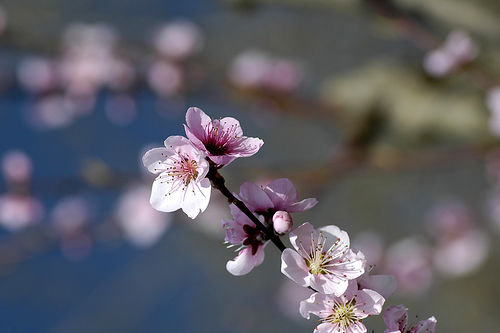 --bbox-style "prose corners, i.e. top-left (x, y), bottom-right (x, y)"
top-left (206, 162), bottom-right (287, 252)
